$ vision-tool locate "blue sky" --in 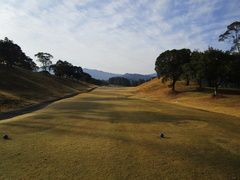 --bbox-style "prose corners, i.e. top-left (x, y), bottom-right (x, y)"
top-left (0, 0), bottom-right (239, 74)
